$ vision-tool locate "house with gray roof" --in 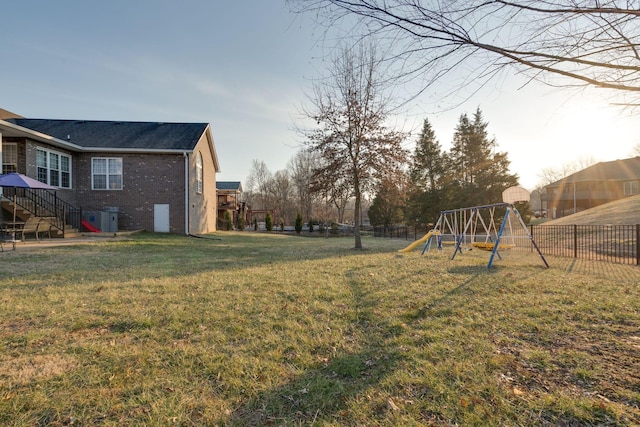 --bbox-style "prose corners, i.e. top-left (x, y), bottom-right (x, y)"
top-left (1, 112), bottom-right (220, 235)
top-left (542, 156), bottom-right (640, 218)
top-left (216, 181), bottom-right (245, 229)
